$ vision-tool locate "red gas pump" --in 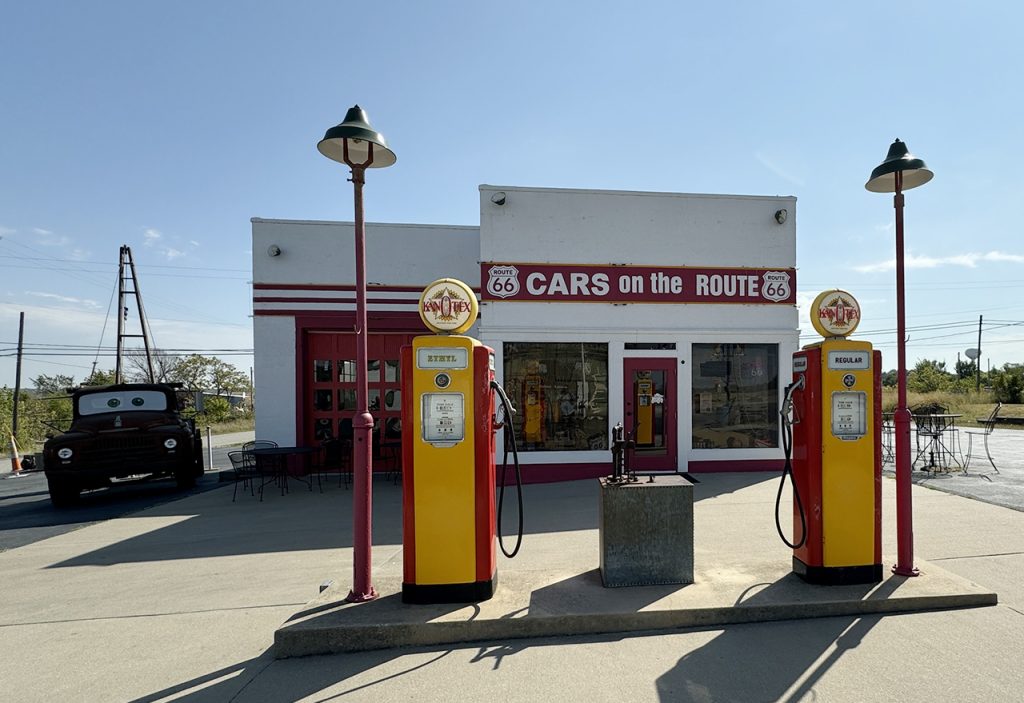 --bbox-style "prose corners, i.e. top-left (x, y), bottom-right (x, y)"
top-left (780, 290), bottom-right (883, 585)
